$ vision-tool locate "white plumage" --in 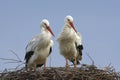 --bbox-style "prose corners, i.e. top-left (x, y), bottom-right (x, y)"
top-left (25, 19), bottom-right (54, 71)
top-left (57, 15), bottom-right (83, 69)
